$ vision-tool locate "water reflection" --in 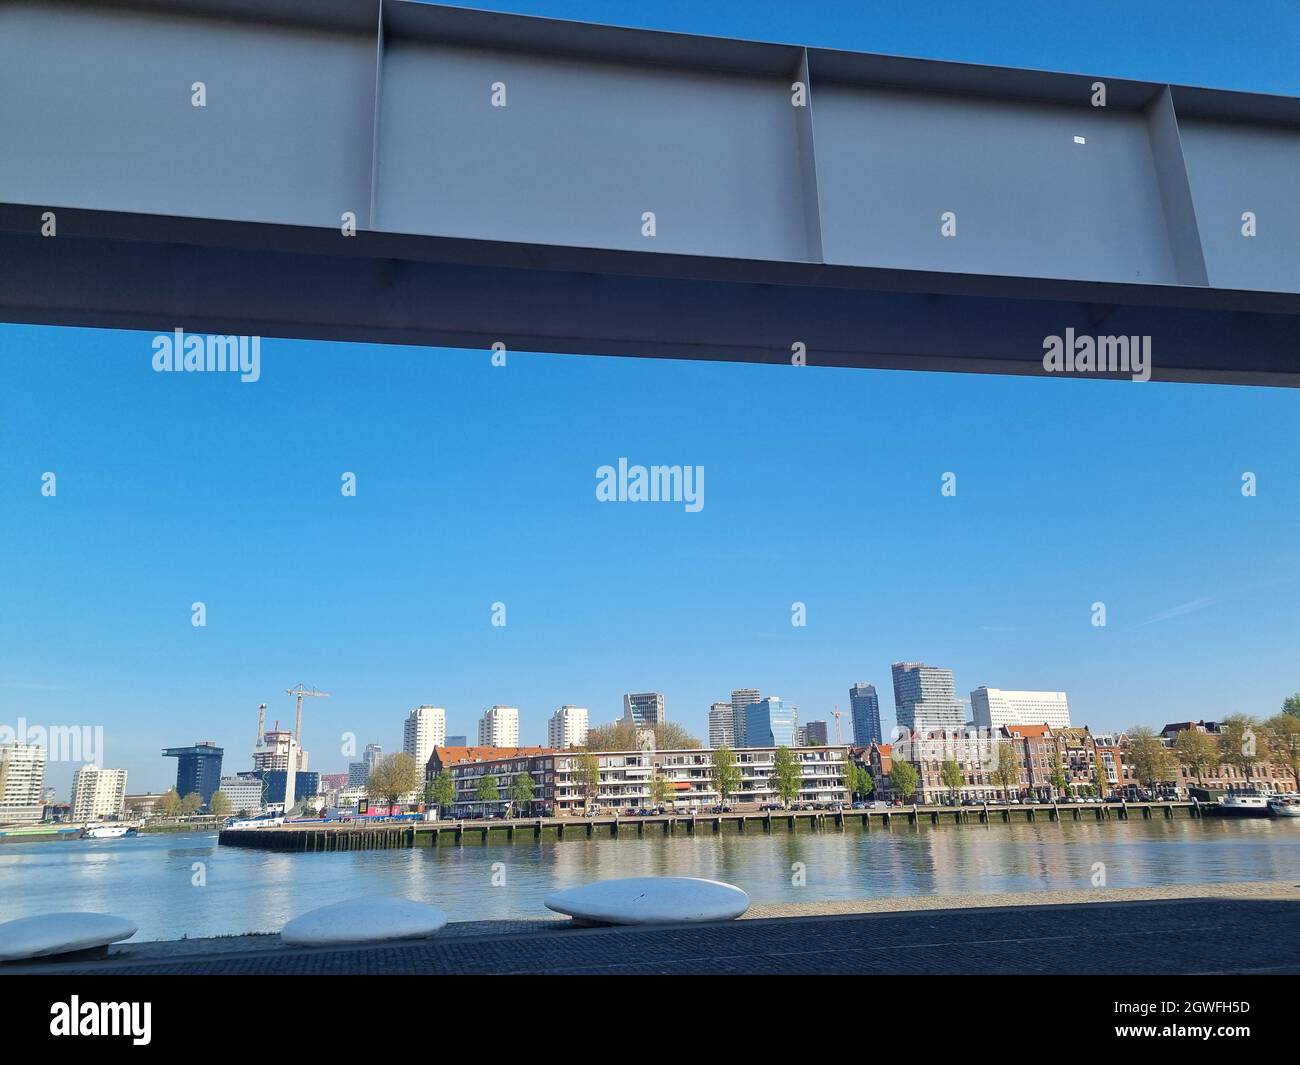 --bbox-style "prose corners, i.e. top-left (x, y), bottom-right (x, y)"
top-left (0, 819), bottom-right (1295, 941)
